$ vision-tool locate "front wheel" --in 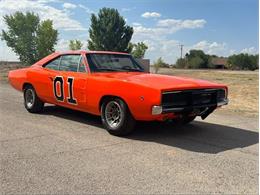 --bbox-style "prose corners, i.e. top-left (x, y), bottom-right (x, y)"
top-left (101, 98), bottom-right (136, 136)
top-left (24, 85), bottom-right (44, 113)
top-left (179, 115), bottom-right (196, 124)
